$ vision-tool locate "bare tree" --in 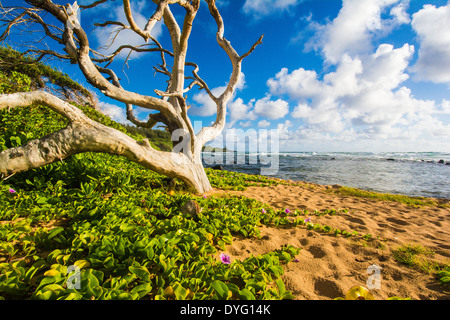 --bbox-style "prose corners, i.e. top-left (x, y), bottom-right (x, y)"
top-left (0, 0), bottom-right (263, 194)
